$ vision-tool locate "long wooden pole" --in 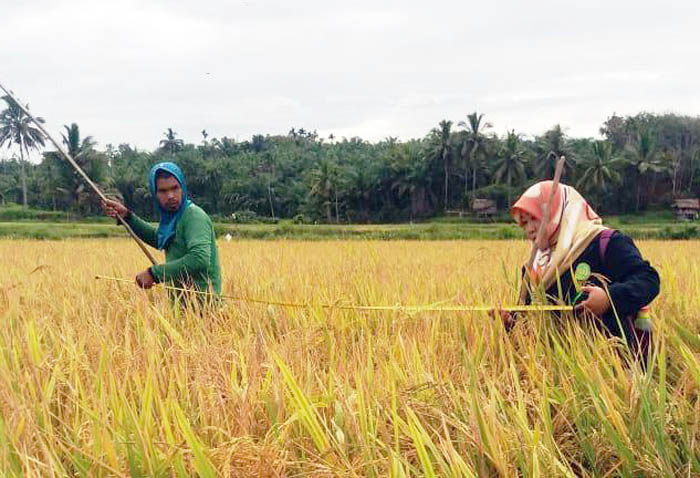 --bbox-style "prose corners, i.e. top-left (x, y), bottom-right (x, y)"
top-left (519, 155), bottom-right (566, 303)
top-left (0, 82), bottom-right (157, 265)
